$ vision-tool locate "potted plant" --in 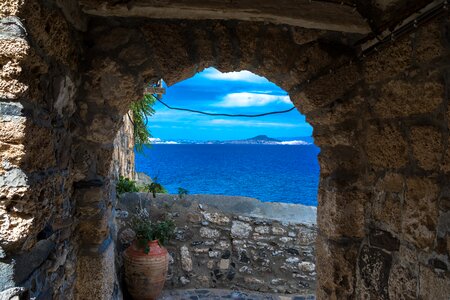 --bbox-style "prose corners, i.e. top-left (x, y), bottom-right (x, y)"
top-left (123, 208), bottom-right (175, 300)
